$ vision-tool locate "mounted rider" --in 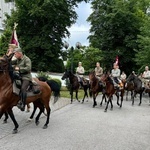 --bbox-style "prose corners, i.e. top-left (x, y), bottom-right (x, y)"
top-left (111, 63), bottom-right (123, 89)
top-left (95, 62), bottom-right (103, 79)
top-left (7, 47), bottom-right (32, 111)
top-left (76, 62), bottom-right (85, 85)
top-left (142, 66), bottom-right (150, 88)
